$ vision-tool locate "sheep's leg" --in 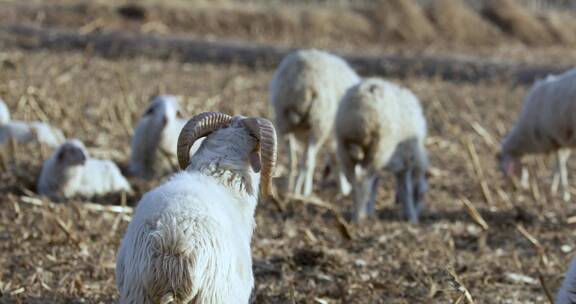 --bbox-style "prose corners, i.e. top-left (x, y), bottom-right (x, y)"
top-left (559, 149), bottom-right (571, 202)
top-left (413, 171), bottom-right (428, 213)
top-left (352, 168), bottom-right (377, 222)
top-left (365, 176), bottom-right (379, 216)
top-left (295, 136), bottom-right (318, 196)
top-left (287, 134), bottom-right (298, 194)
top-left (396, 170), bottom-right (418, 224)
top-left (337, 156), bottom-right (352, 196)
